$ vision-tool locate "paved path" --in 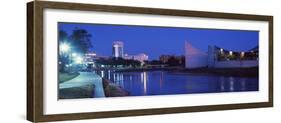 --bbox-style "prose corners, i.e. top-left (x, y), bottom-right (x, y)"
top-left (59, 72), bottom-right (105, 98)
